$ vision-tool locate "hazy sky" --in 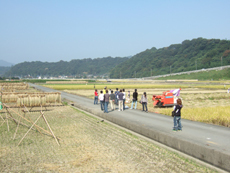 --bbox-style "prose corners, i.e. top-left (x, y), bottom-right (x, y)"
top-left (1, 0), bottom-right (230, 64)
